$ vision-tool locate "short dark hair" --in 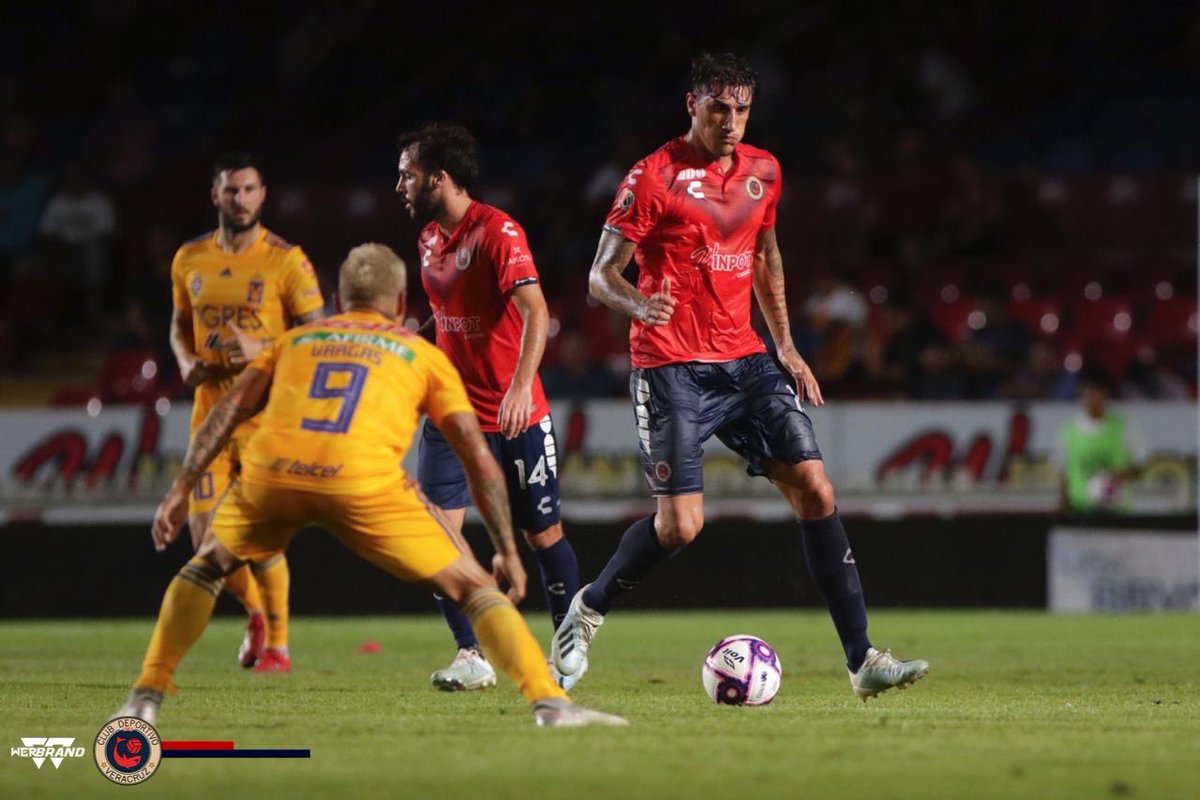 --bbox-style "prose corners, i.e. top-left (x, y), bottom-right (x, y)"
top-left (691, 52), bottom-right (757, 98)
top-left (212, 152), bottom-right (265, 184)
top-left (396, 123), bottom-right (480, 191)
